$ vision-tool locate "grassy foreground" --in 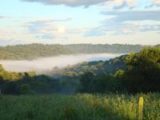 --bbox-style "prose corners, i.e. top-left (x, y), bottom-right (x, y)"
top-left (0, 93), bottom-right (159, 120)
